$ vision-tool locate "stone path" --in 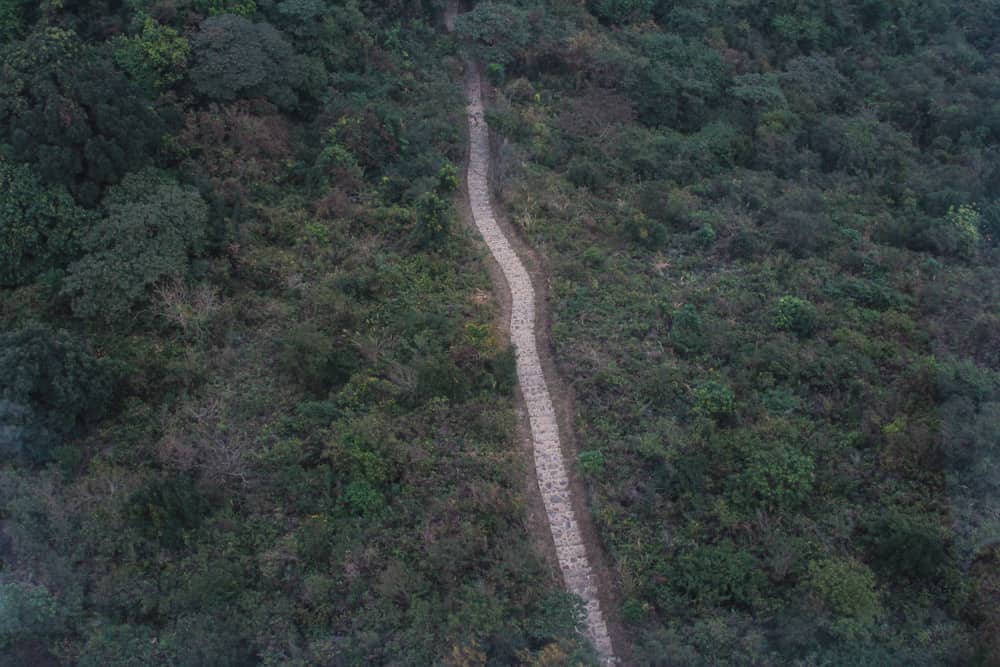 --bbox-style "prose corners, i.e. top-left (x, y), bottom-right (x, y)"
top-left (455, 24), bottom-right (616, 665)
